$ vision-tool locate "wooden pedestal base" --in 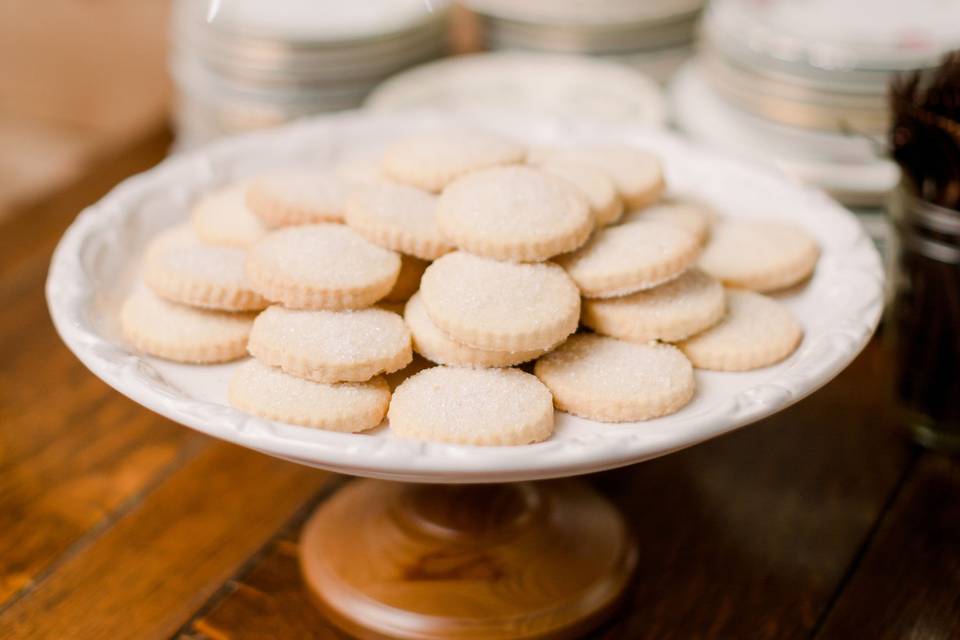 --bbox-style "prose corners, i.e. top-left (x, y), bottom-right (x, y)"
top-left (300, 479), bottom-right (637, 640)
